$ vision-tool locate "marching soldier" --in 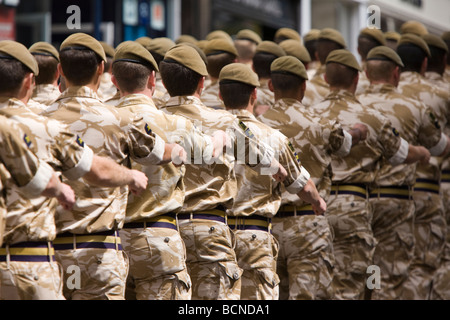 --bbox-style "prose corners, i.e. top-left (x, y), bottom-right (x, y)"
top-left (274, 27), bottom-right (302, 44)
top-left (259, 56), bottom-right (367, 300)
top-left (313, 49), bottom-right (430, 300)
top-left (396, 33), bottom-right (450, 300)
top-left (303, 29), bottom-right (321, 79)
top-left (358, 46), bottom-right (450, 300)
top-left (219, 62), bottom-right (327, 300)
